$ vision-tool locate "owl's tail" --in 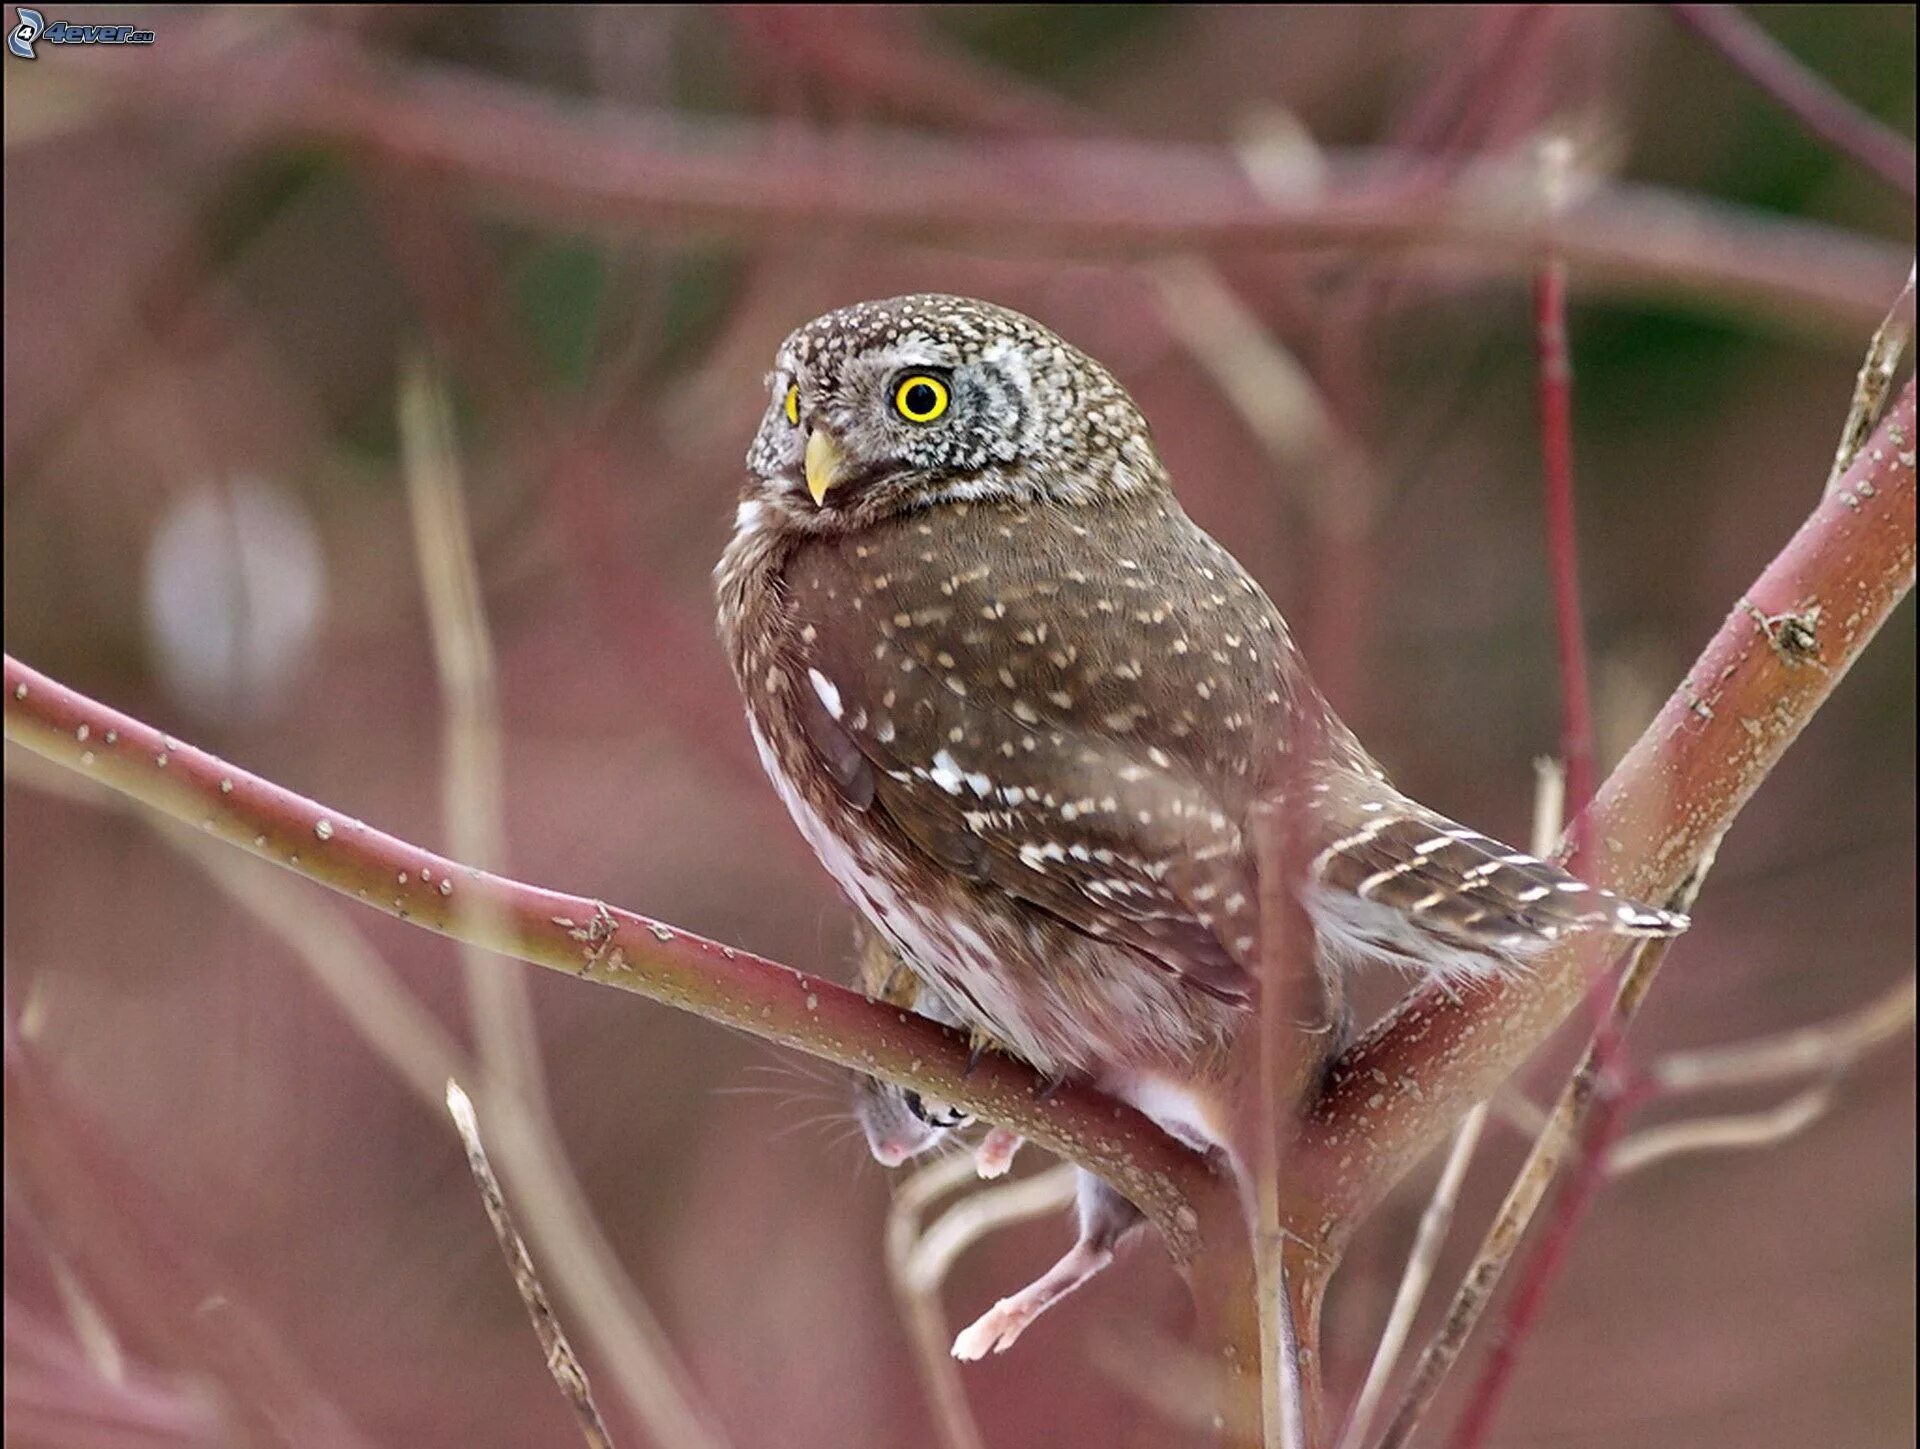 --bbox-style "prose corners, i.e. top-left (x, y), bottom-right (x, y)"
top-left (1300, 770), bottom-right (1688, 988)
